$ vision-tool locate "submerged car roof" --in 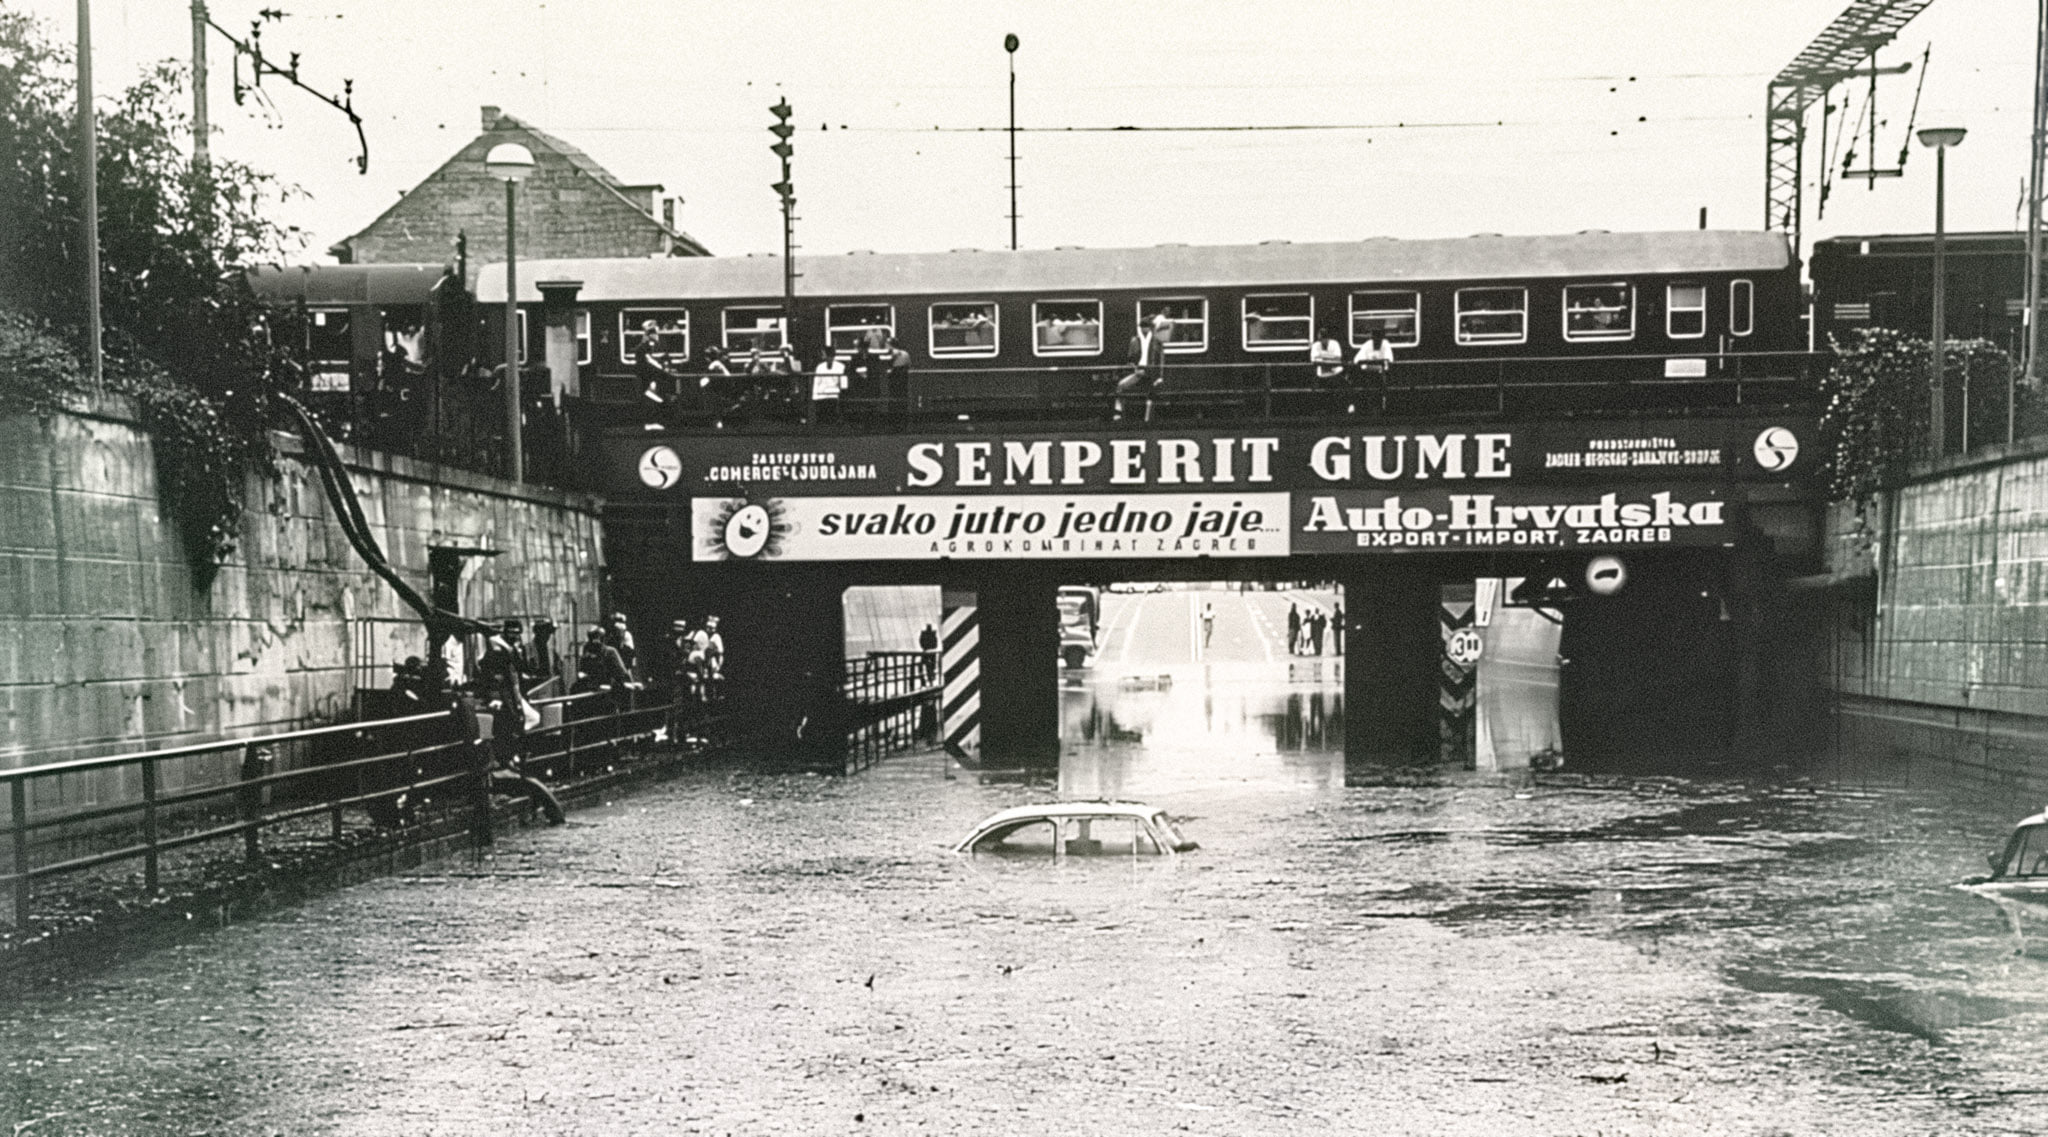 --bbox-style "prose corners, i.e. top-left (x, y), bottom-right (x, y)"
top-left (969, 801), bottom-right (1167, 828)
